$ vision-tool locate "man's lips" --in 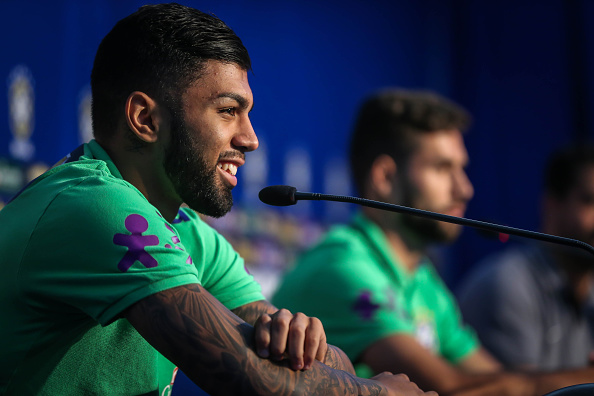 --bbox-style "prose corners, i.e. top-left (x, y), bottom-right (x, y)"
top-left (217, 159), bottom-right (243, 187)
top-left (217, 161), bottom-right (238, 176)
top-left (444, 205), bottom-right (467, 218)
